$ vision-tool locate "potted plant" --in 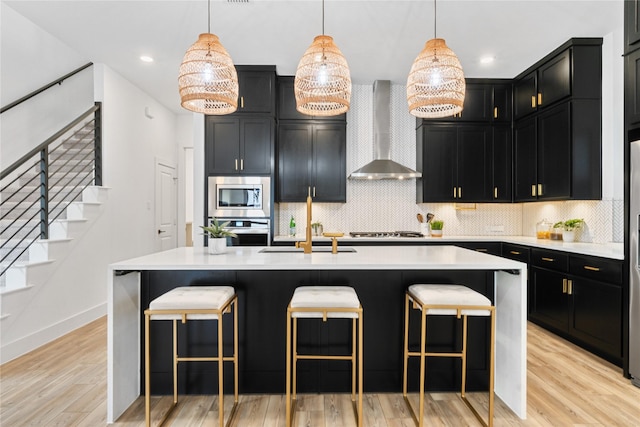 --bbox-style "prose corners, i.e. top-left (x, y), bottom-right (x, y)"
top-left (430, 220), bottom-right (444, 237)
top-left (551, 221), bottom-right (564, 240)
top-left (311, 221), bottom-right (323, 236)
top-left (562, 218), bottom-right (584, 242)
top-left (200, 219), bottom-right (237, 254)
